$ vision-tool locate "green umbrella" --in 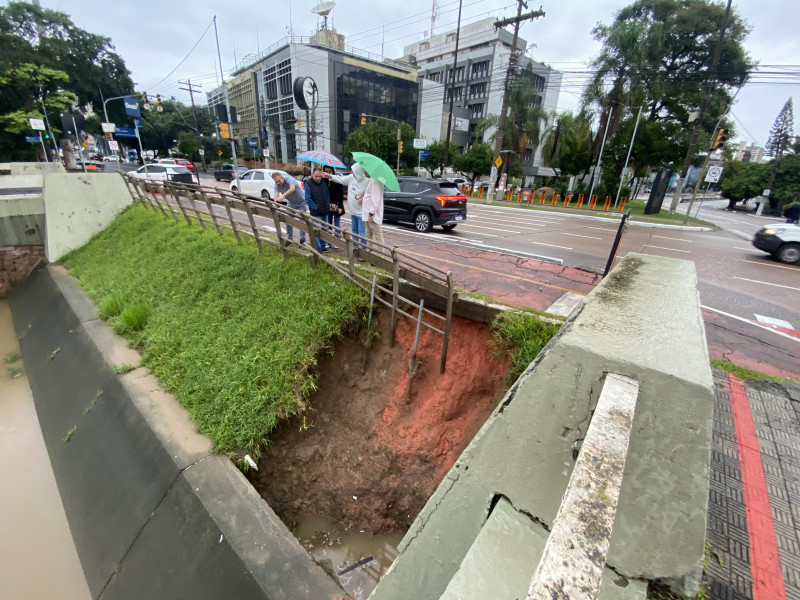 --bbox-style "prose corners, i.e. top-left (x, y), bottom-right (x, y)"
top-left (351, 152), bottom-right (401, 192)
